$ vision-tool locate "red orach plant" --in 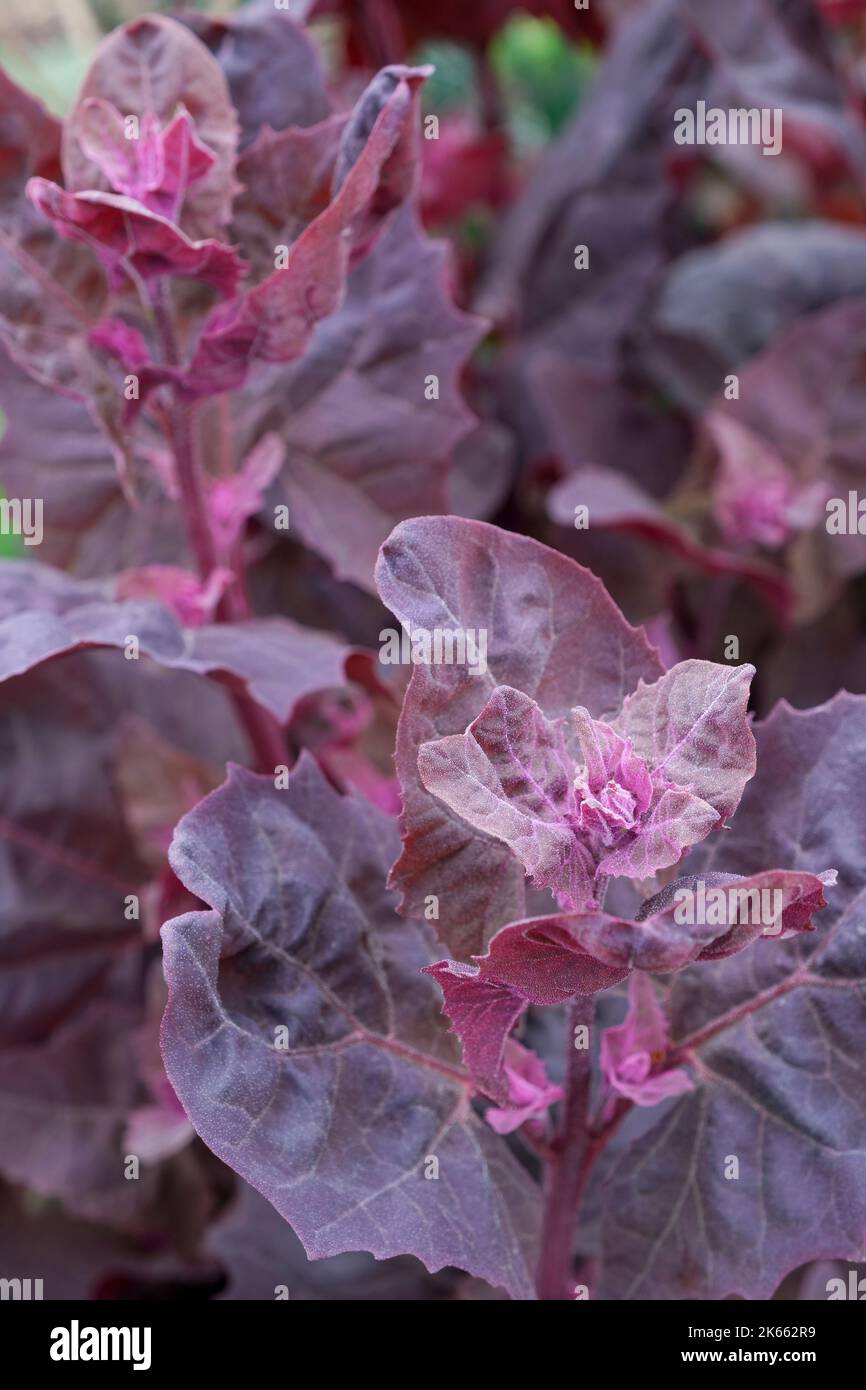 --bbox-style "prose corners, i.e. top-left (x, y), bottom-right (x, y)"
top-left (1, 1), bottom-right (866, 1304)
